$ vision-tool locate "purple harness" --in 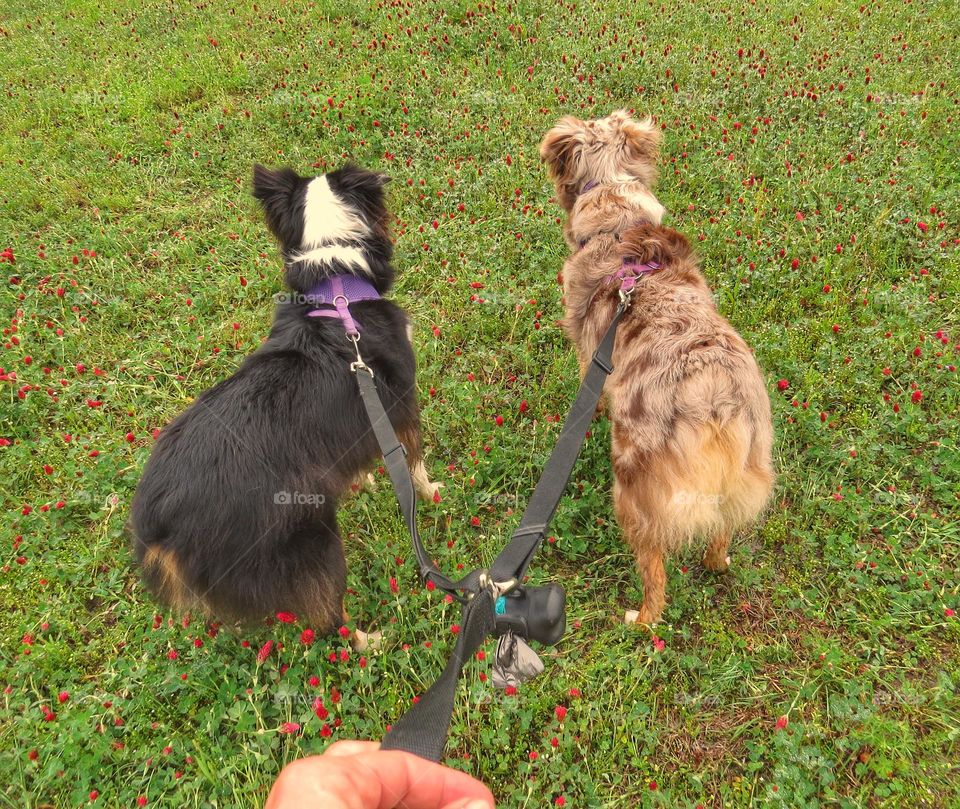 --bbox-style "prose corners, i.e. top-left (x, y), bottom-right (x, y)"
top-left (305, 275), bottom-right (380, 338)
top-left (606, 259), bottom-right (661, 293)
